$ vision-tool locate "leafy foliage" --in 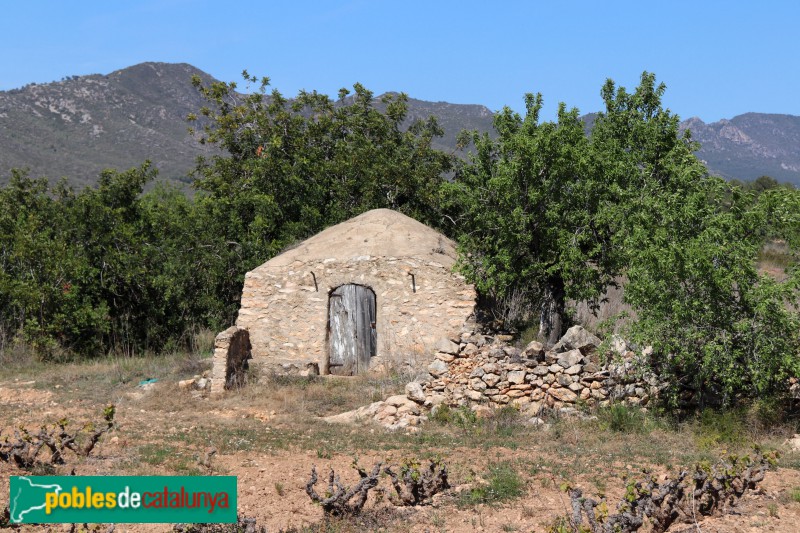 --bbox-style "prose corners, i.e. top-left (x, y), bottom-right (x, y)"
top-left (1, 70), bottom-right (798, 412)
top-left (445, 95), bottom-right (603, 341)
top-left (188, 72), bottom-right (453, 324)
top-left (621, 174), bottom-right (800, 405)
top-left (0, 74), bottom-right (452, 357)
